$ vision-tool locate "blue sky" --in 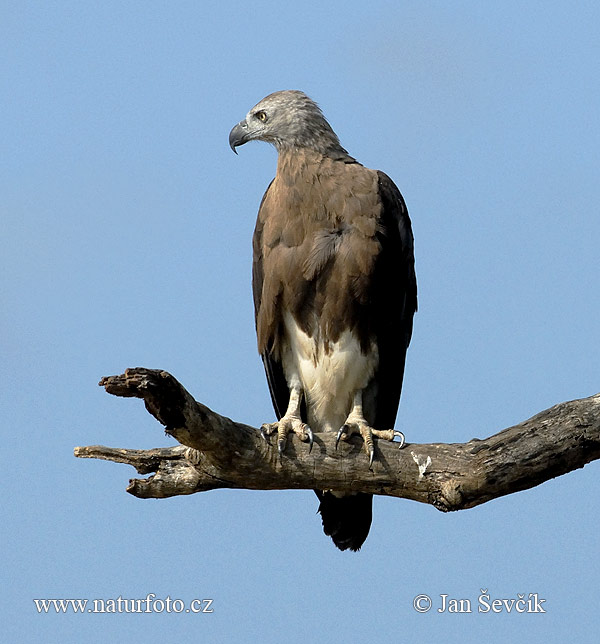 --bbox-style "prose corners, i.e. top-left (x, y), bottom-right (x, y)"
top-left (2, 1), bottom-right (599, 642)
